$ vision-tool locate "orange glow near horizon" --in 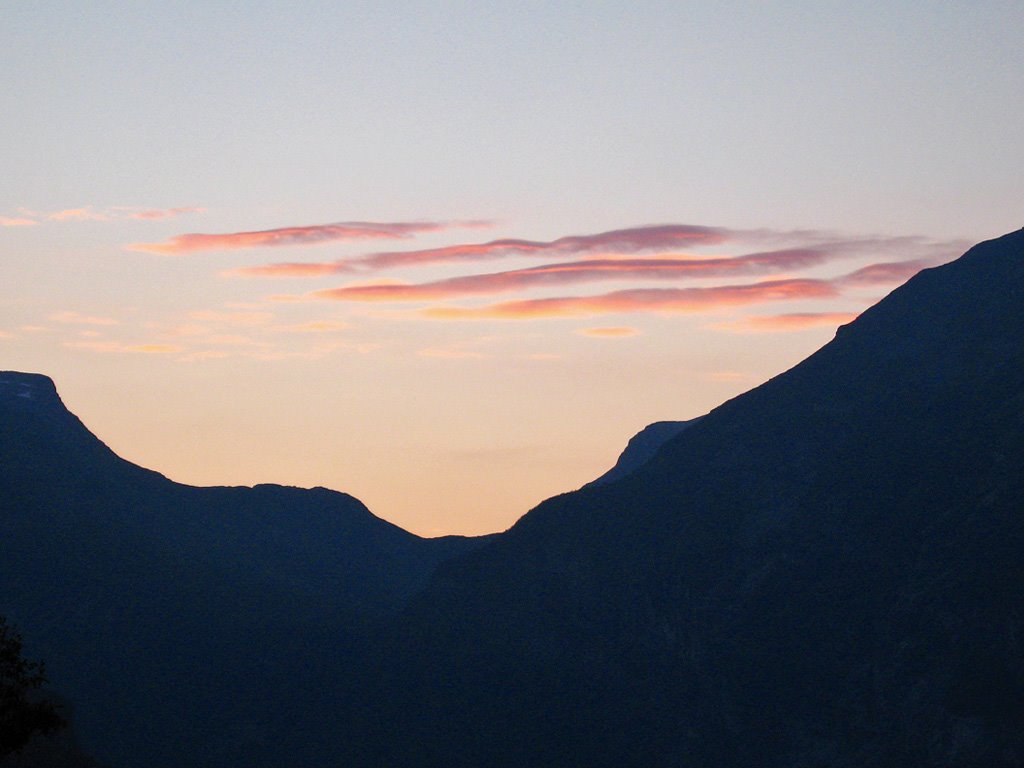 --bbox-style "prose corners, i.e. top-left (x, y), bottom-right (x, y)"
top-left (4, 212), bottom-right (966, 536)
